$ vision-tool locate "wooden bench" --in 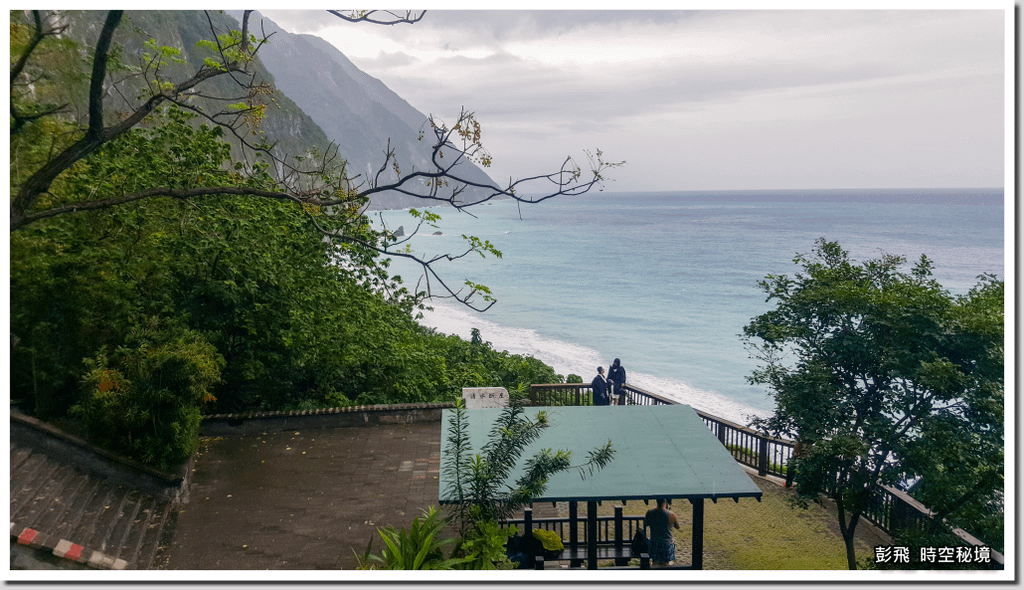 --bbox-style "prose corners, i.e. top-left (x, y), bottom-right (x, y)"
top-left (533, 547), bottom-right (647, 569)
